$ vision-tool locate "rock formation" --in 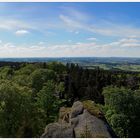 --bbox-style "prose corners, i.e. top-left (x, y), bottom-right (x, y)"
top-left (41, 100), bottom-right (116, 138)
